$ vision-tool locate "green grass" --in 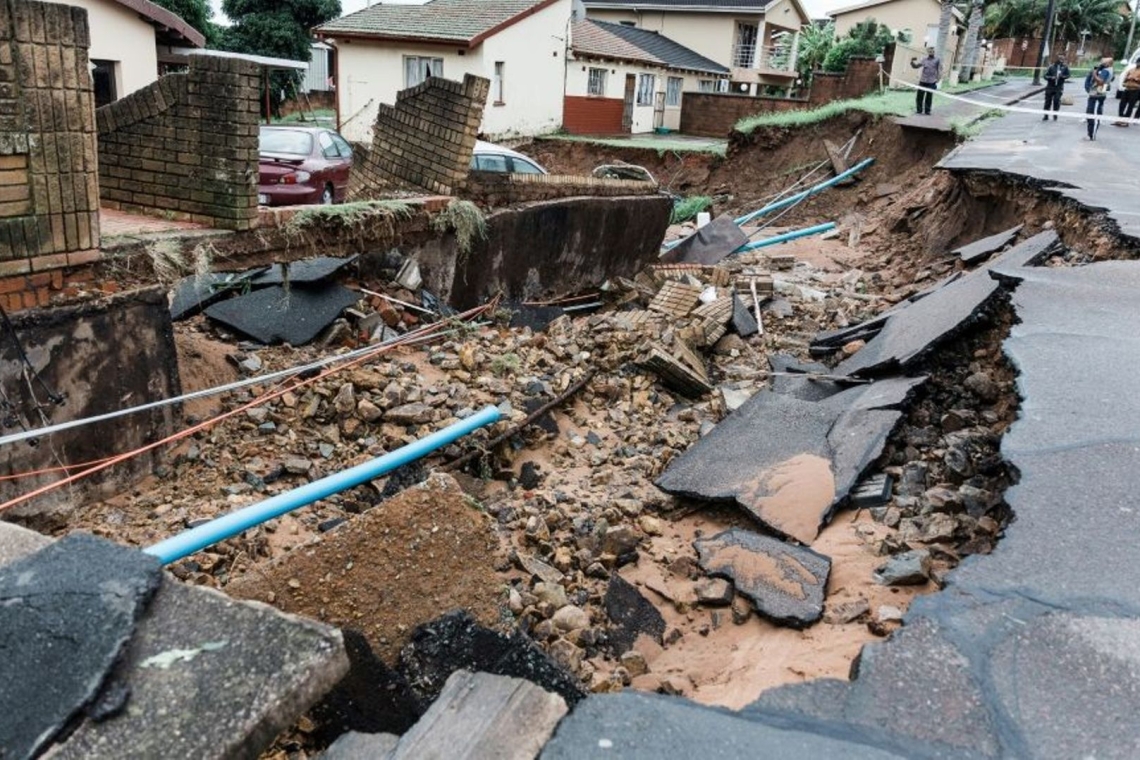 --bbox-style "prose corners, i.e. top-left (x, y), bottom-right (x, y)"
top-left (272, 108), bottom-right (335, 124)
top-left (539, 134), bottom-right (727, 157)
top-left (671, 195), bottom-right (713, 224)
top-left (735, 80), bottom-right (1007, 134)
